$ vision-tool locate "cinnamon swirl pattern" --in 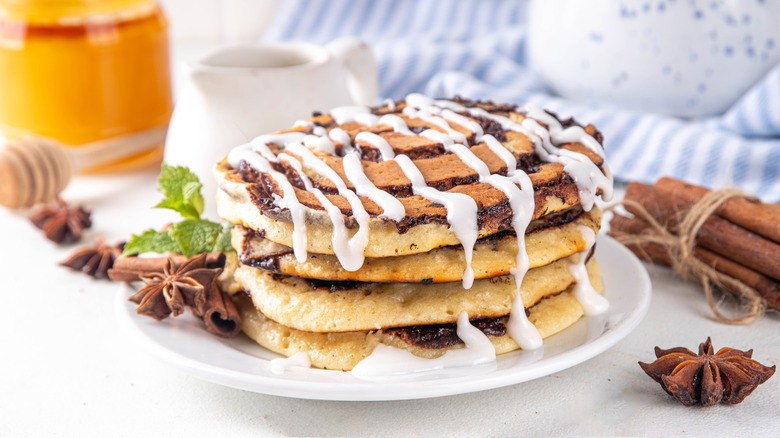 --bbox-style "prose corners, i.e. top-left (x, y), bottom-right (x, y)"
top-left (216, 95), bottom-right (613, 372)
